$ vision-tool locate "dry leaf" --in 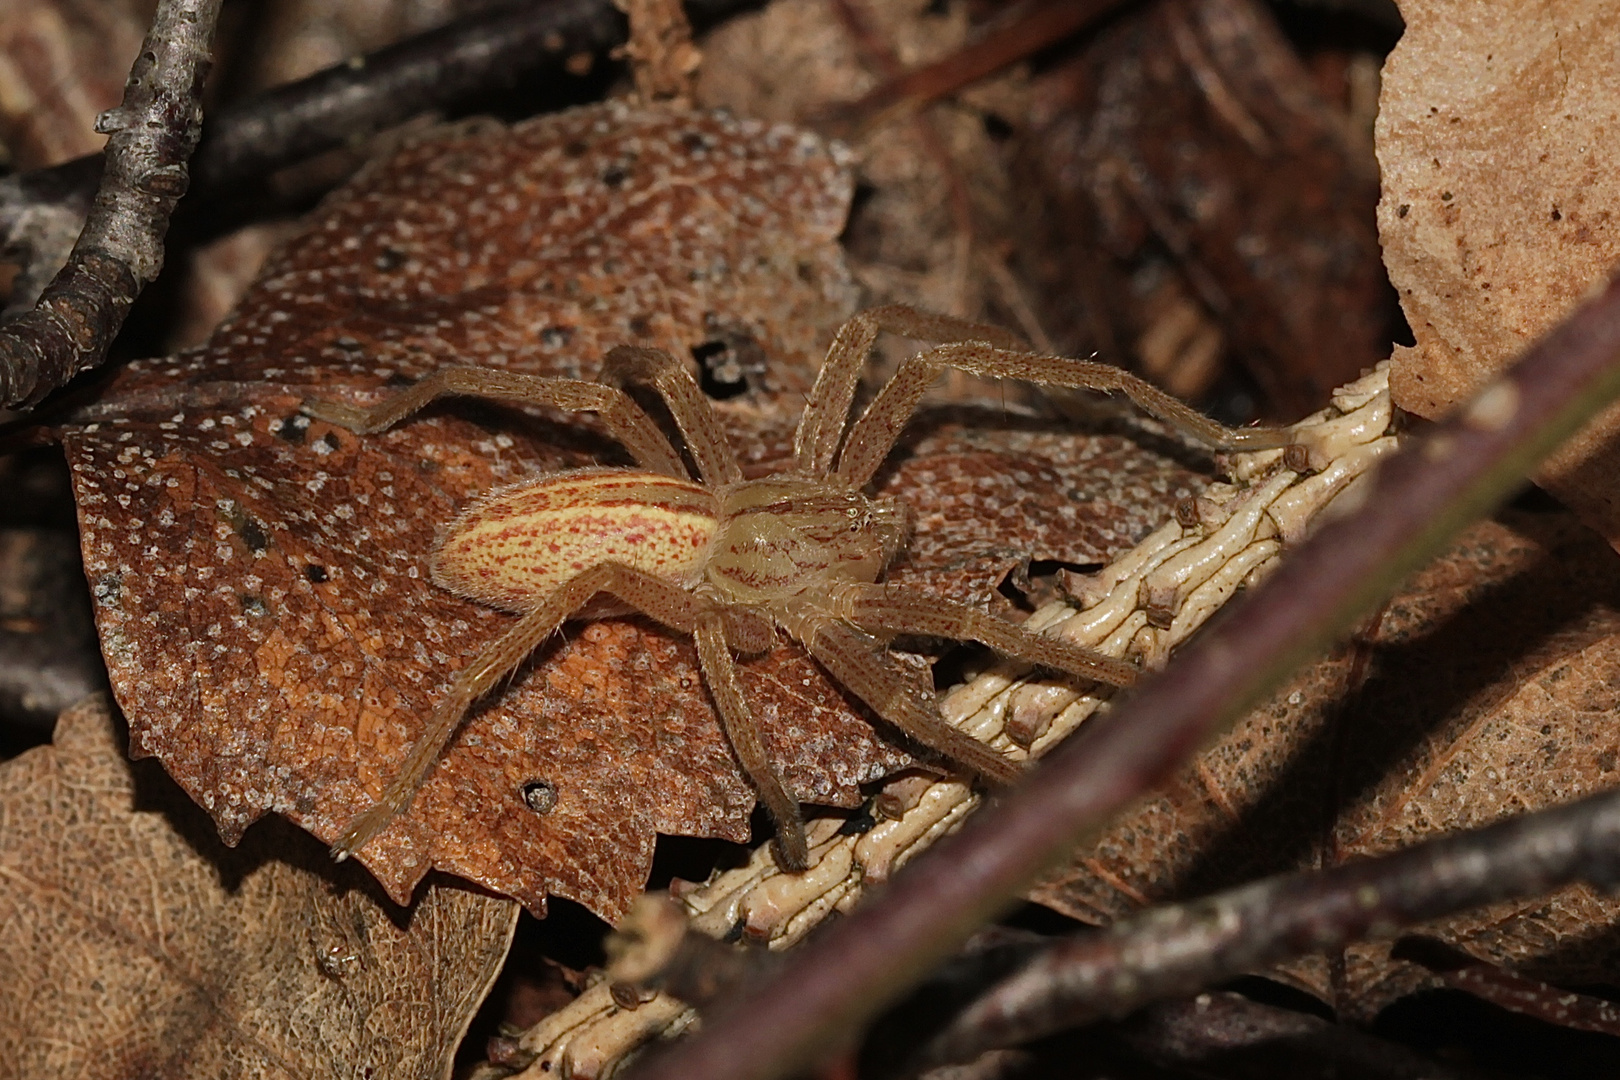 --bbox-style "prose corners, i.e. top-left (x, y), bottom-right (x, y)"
top-left (63, 97), bottom-right (1207, 921)
top-left (696, 0), bottom-right (1029, 346)
top-left (1031, 508), bottom-right (1620, 1015)
top-left (0, 694), bottom-right (516, 1079)
top-left (1378, 0), bottom-right (1620, 546)
top-left (1016, 0), bottom-right (1390, 416)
